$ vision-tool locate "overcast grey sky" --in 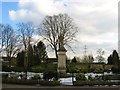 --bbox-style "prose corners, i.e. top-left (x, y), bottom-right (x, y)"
top-left (2, 0), bottom-right (119, 60)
